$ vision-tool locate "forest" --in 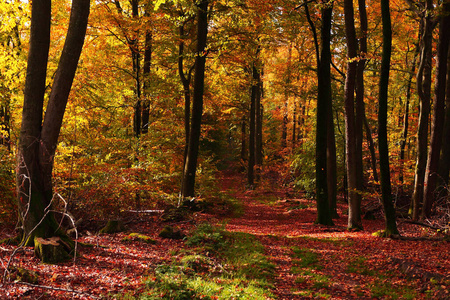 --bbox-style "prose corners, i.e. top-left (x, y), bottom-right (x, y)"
top-left (0, 0), bottom-right (449, 298)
